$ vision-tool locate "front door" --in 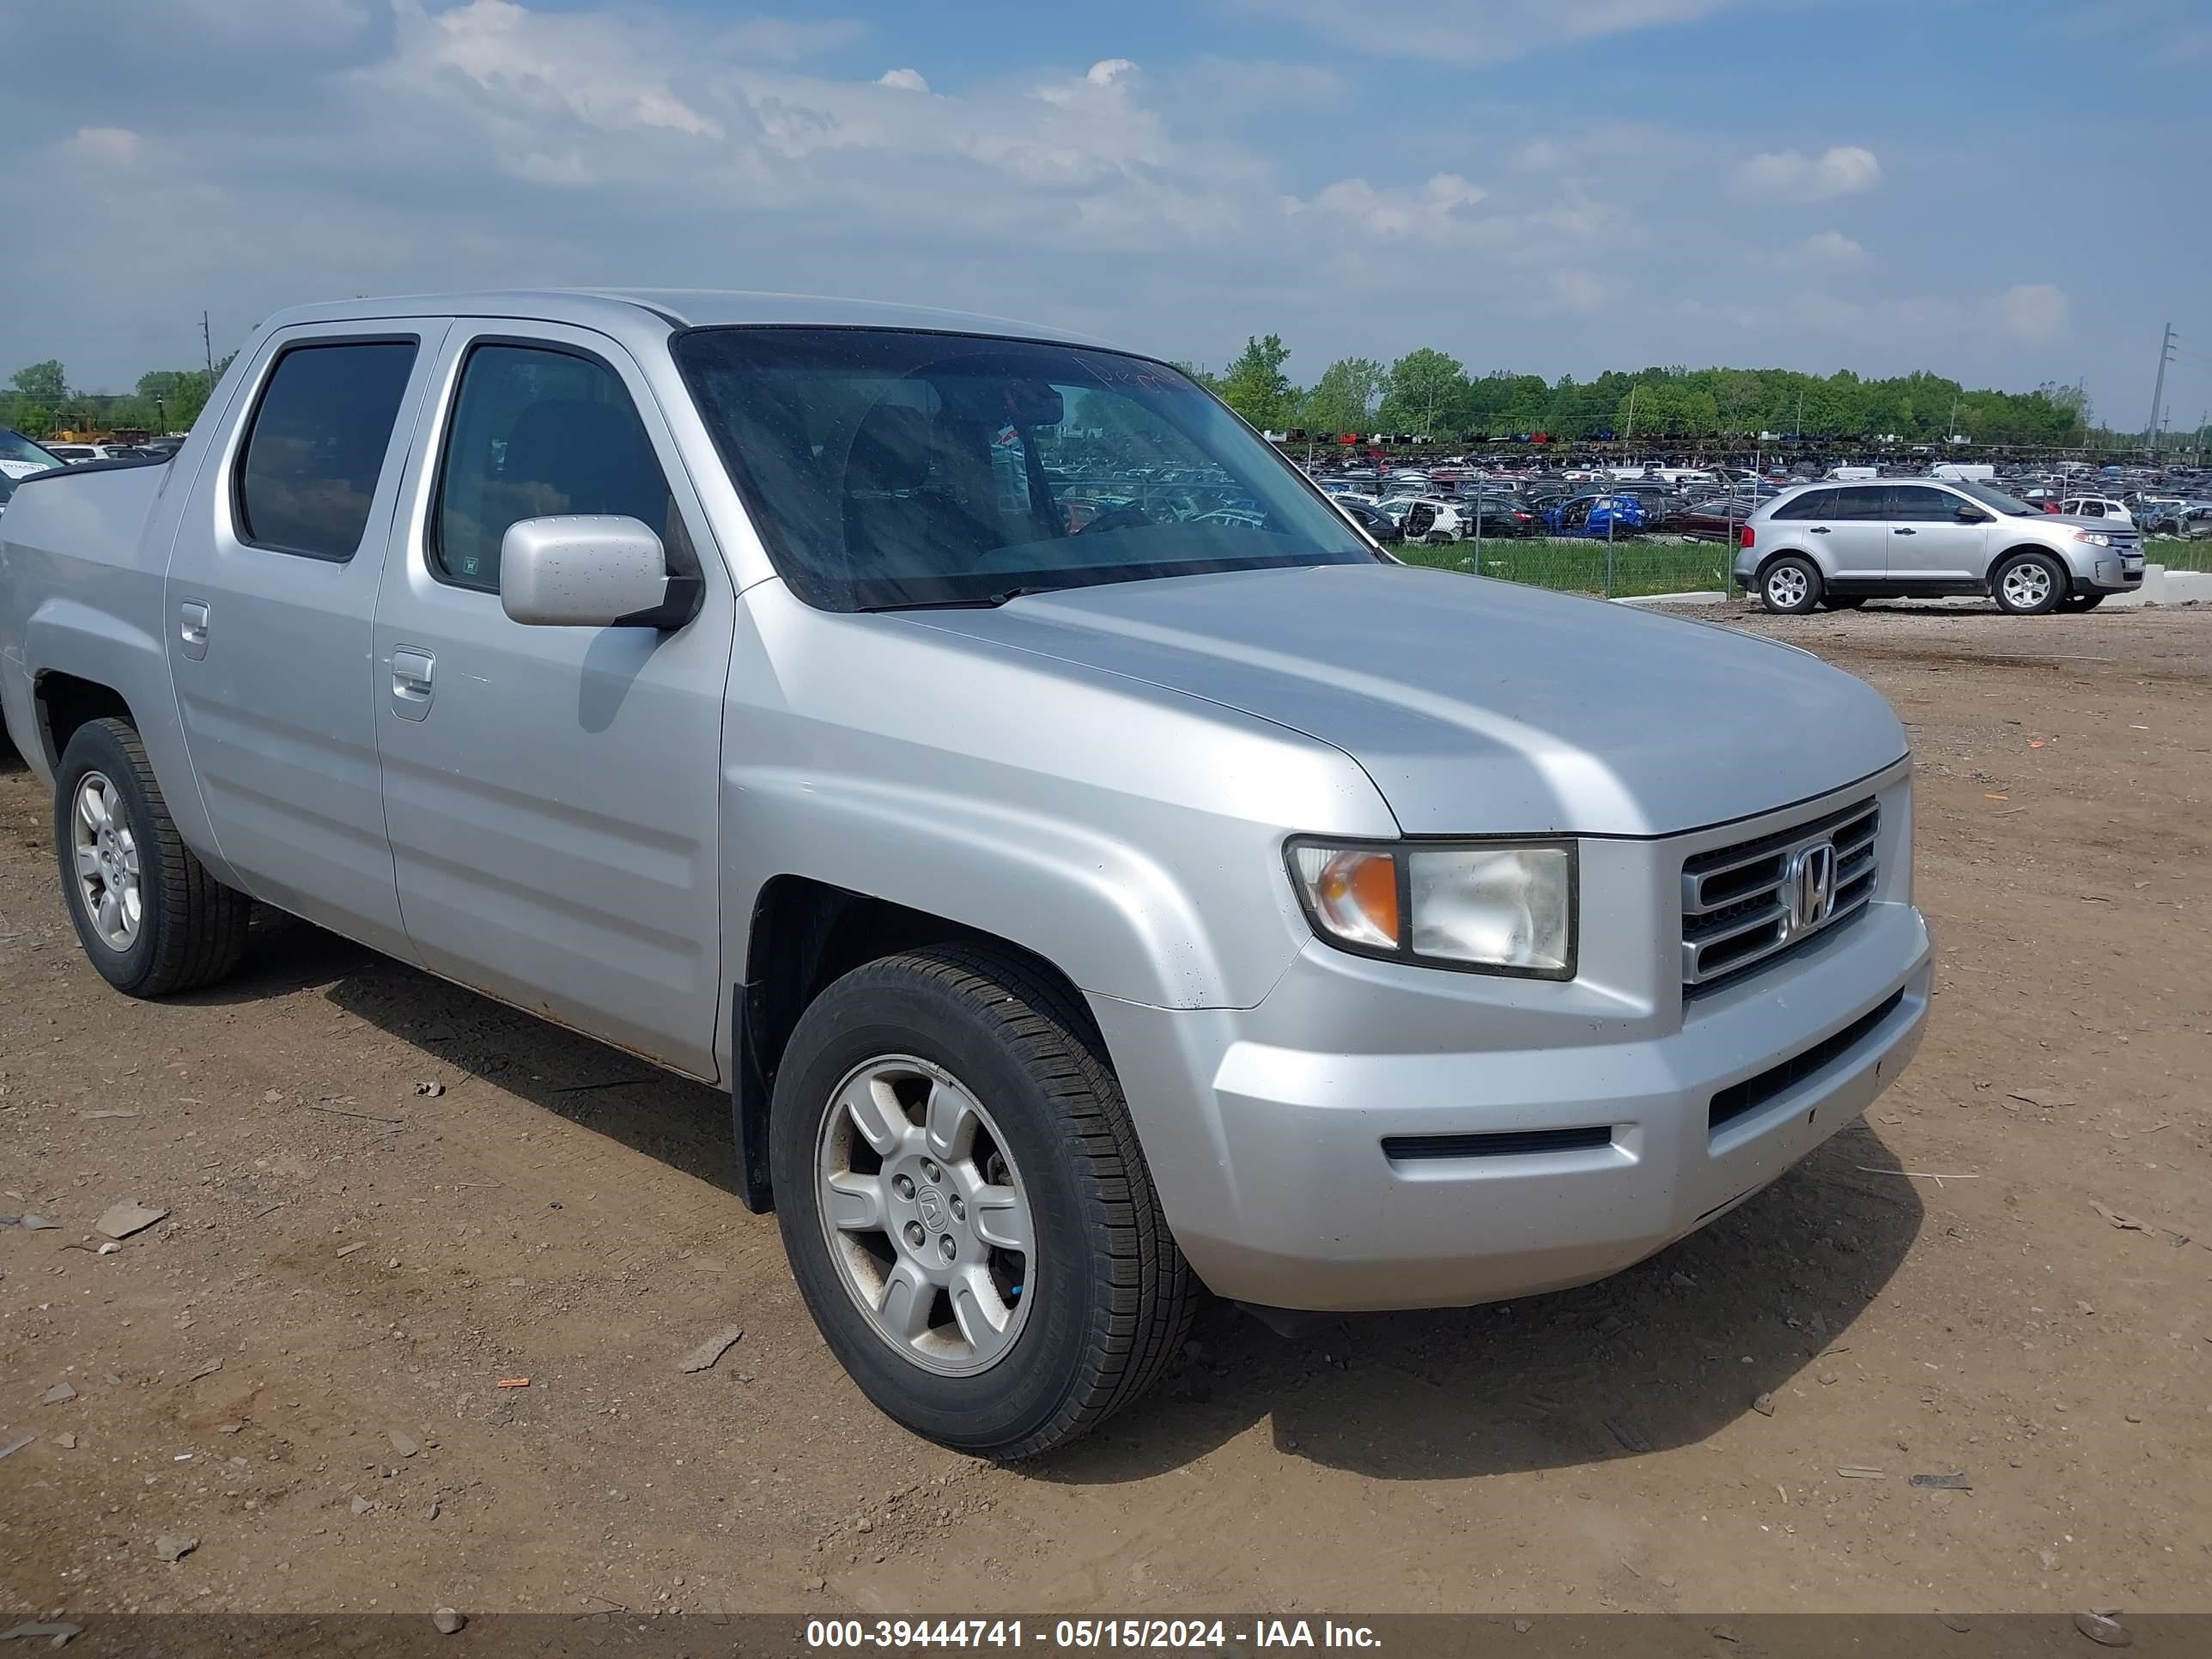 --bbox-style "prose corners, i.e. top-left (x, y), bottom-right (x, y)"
top-left (1883, 484), bottom-right (1990, 582)
top-left (165, 324), bottom-right (450, 957)
top-left (370, 324), bottom-right (734, 1079)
